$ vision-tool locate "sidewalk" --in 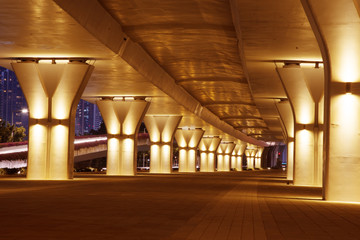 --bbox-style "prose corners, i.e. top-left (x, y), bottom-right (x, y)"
top-left (0, 170), bottom-right (358, 240)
